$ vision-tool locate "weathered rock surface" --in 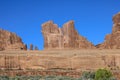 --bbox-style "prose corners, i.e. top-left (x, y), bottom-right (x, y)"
top-left (0, 50), bottom-right (120, 71)
top-left (97, 12), bottom-right (120, 49)
top-left (42, 20), bottom-right (95, 49)
top-left (0, 29), bottom-right (27, 51)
